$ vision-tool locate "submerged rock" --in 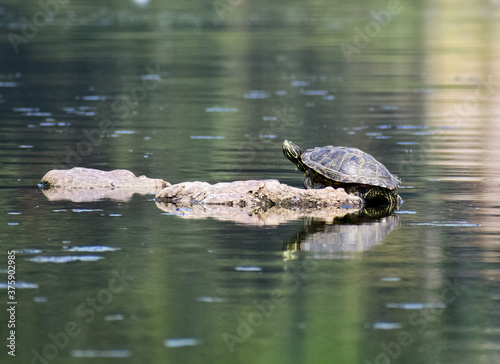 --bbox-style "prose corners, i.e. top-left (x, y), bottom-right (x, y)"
top-left (155, 179), bottom-right (362, 208)
top-left (39, 167), bottom-right (169, 202)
